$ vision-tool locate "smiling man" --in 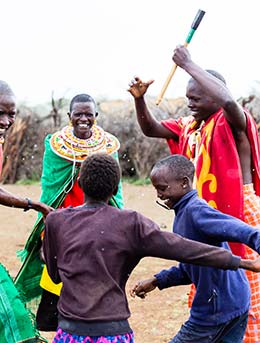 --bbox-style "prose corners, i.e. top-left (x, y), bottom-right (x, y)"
top-left (0, 80), bottom-right (49, 343)
top-left (128, 45), bottom-right (260, 342)
top-left (0, 80), bottom-right (51, 215)
top-left (0, 80), bottom-right (16, 175)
